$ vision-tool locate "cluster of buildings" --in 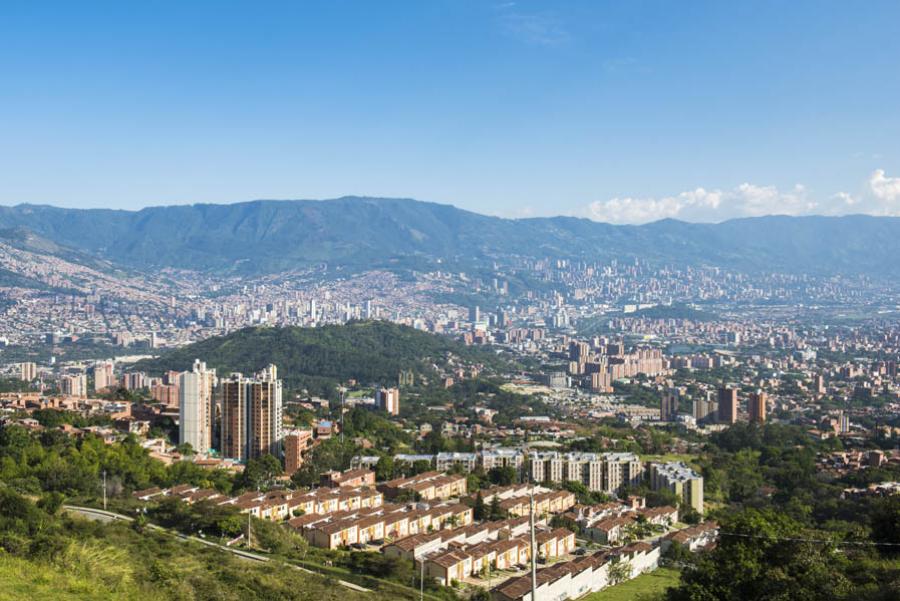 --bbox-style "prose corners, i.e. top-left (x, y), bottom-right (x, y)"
top-left (528, 452), bottom-right (643, 496)
top-left (354, 451), bottom-right (704, 513)
top-left (169, 360), bottom-right (285, 463)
